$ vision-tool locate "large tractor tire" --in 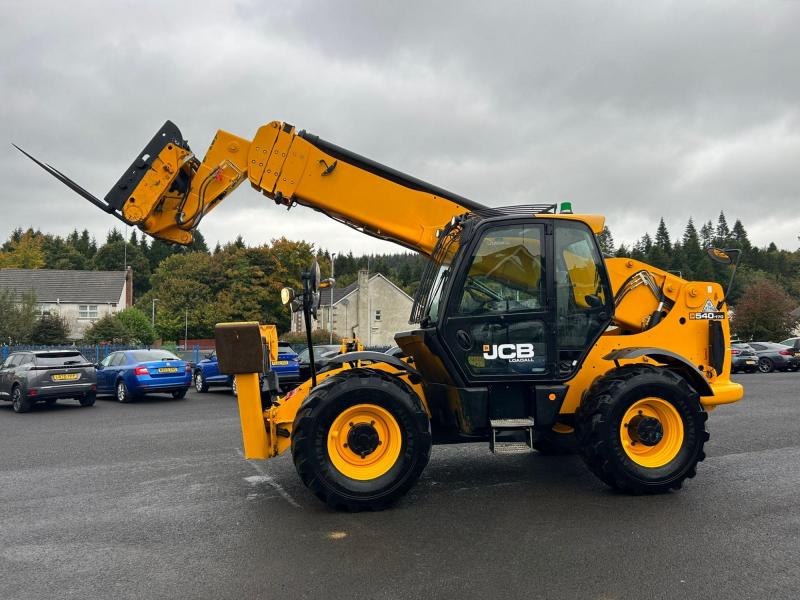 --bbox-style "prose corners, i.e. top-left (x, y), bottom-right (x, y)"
top-left (291, 369), bottom-right (431, 511)
top-left (575, 364), bottom-right (709, 494)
